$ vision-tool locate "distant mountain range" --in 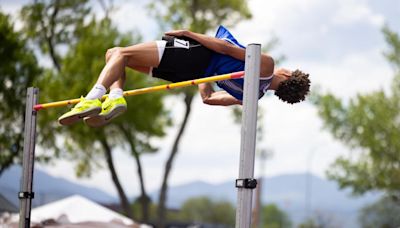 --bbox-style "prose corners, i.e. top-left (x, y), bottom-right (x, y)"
top-left (1, 165), bottom-right (381, 227)
top-left (0, 165), bottom-right (116, 208)
top-left (151, 174), bottom-right (381, 227)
